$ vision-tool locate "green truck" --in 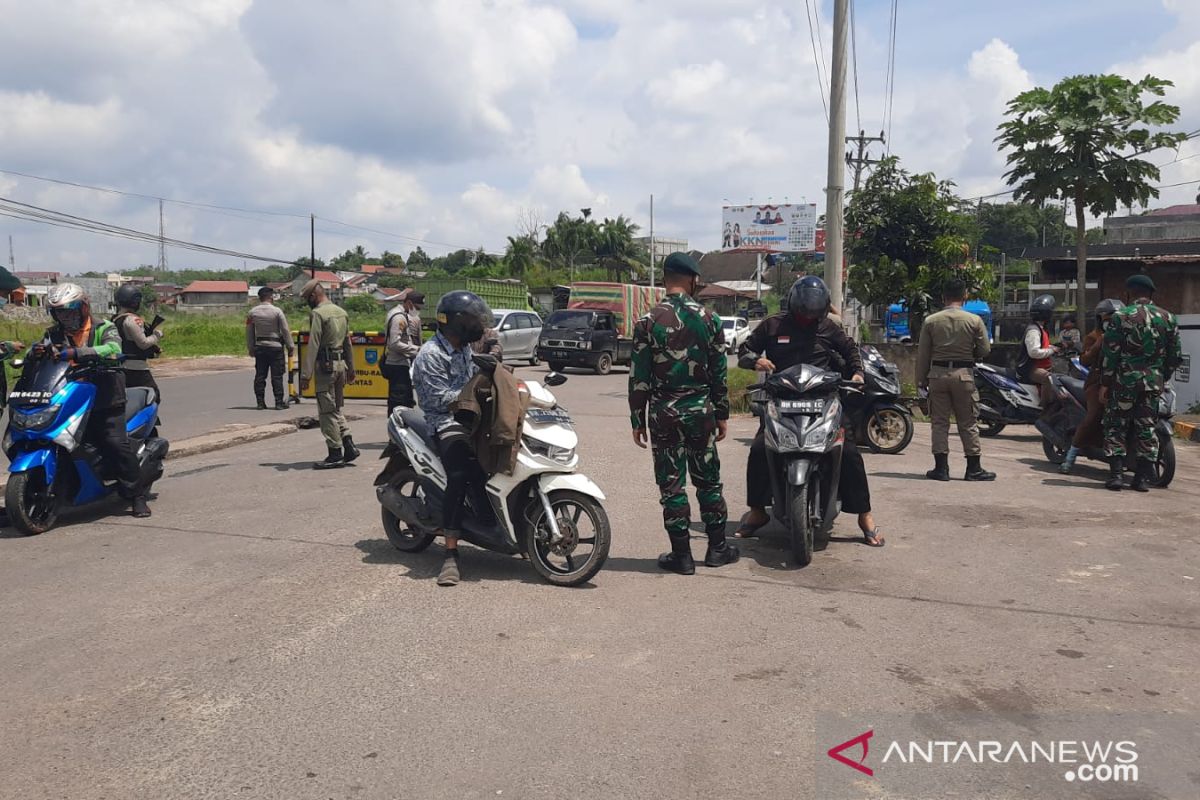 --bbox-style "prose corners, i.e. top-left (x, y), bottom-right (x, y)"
top-left (409, 278), bottom-right (534, 327)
